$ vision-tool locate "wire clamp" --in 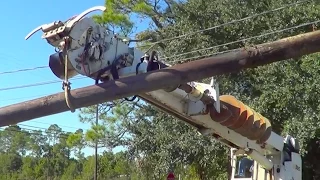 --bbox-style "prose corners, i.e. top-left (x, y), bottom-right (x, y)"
top-left (62, 80), bottom-right (75, 113)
